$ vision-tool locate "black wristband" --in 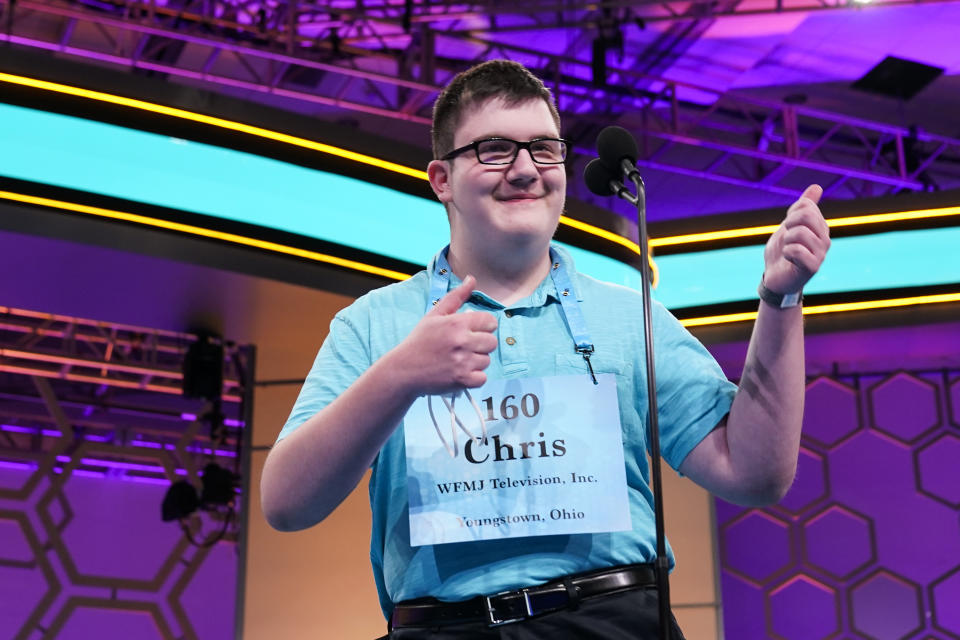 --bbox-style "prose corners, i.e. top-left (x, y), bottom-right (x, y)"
top-left (758, 280), bottom-right (803, 308)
